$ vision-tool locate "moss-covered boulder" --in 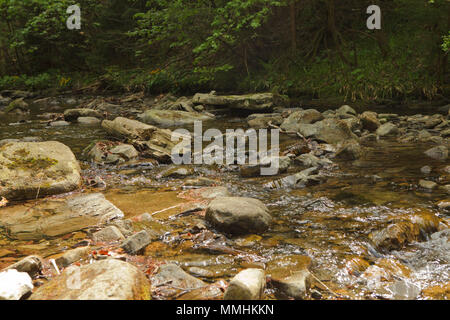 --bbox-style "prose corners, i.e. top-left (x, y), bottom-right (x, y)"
top-left (0, 141), bottom-right (81, 200)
